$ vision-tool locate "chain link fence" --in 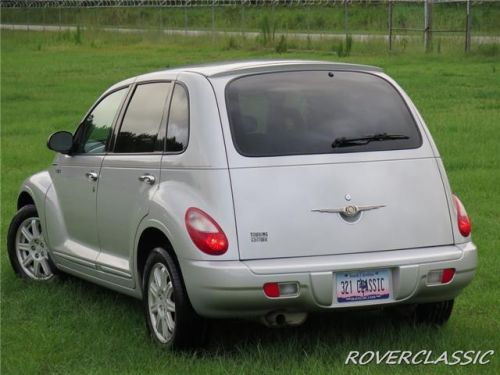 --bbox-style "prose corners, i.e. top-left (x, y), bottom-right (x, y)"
top-left (1, 0), bottom-right (499, 52)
